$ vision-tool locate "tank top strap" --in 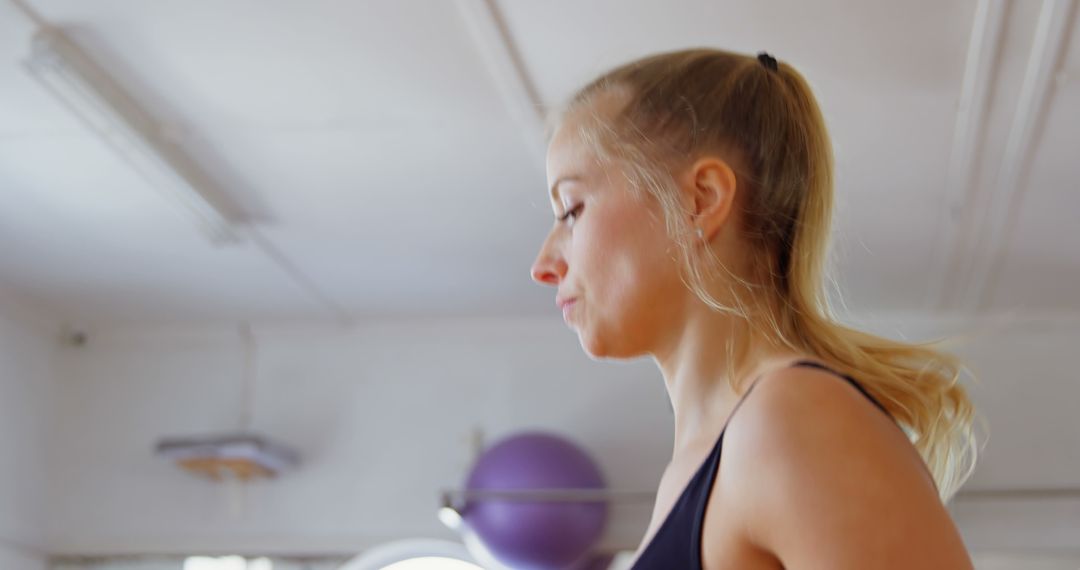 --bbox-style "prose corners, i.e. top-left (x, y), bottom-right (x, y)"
top-left (632, 359), bottom-right (896, 569)
top-left (724, 359), bottom-right (890, 437)
top-left (683, 360), bottom-right (890, 568)
top-left (790, 359), bottom-right (891, 415)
